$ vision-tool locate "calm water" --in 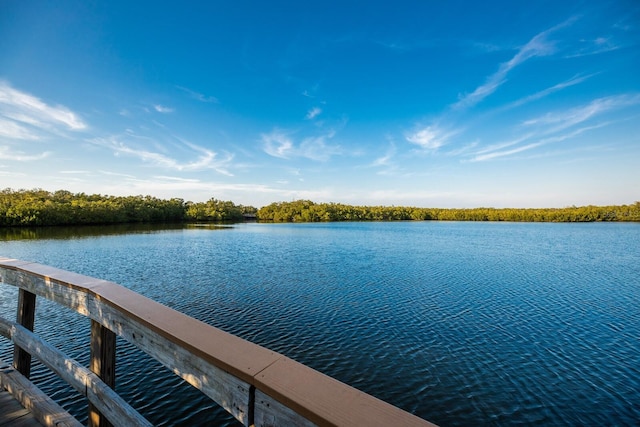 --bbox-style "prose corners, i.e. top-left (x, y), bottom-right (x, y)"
top-left (1, 222), bottom-right (639, 426)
